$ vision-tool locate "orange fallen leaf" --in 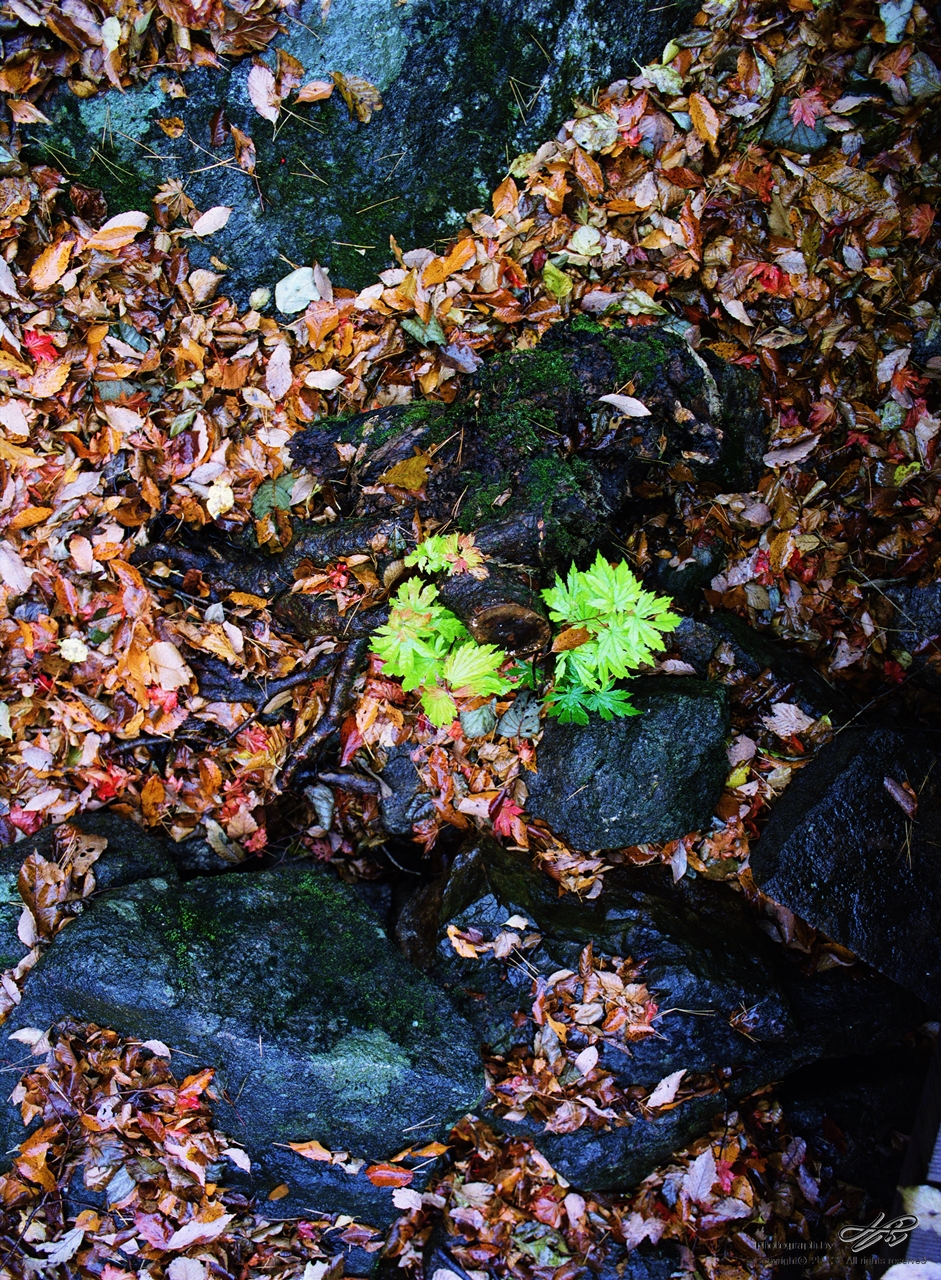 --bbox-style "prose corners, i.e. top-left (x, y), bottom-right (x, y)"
top-left (689, 92), bottom-right (720, 146)
top-left (552, 625), bottom-right (590, 652)
top-left (296, 79), bottom-right (334, 102)
top-left (572, 146), bottom-right (604, 196)
top-left (421, 236), bottom-right (476, 288)
top-left (287, 1139), bottom-right (333, 1162)
top-left (365, 1163), bottom-right (414, 1188)
top-left (267, 1183), bottom-right (290, 1200)
top-left (86, 211), bottom-right (149, 251)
